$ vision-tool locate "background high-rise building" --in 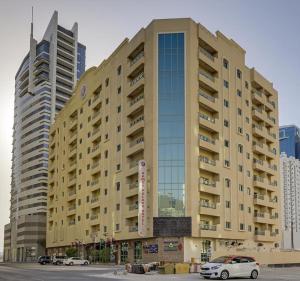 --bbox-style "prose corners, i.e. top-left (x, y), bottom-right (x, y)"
top-left (46, 18), bottom-right (280, 264)
top-left (280, 153), bottom-right (300, 249)
top-left (3, 11), bottom-right (86, 262)
top-left (279, 125), bottom-right (300, 159)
